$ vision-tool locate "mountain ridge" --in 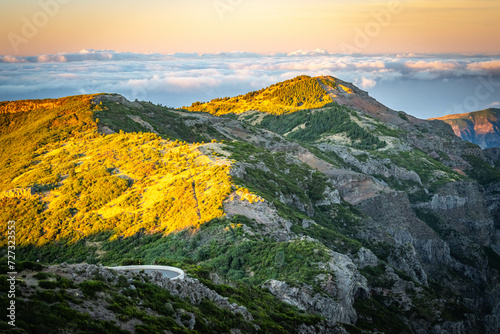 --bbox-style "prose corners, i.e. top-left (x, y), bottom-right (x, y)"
top-left (1, 77), bottom-right (500, 333)
top-left (430, 108), bottom-right (500, 149)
